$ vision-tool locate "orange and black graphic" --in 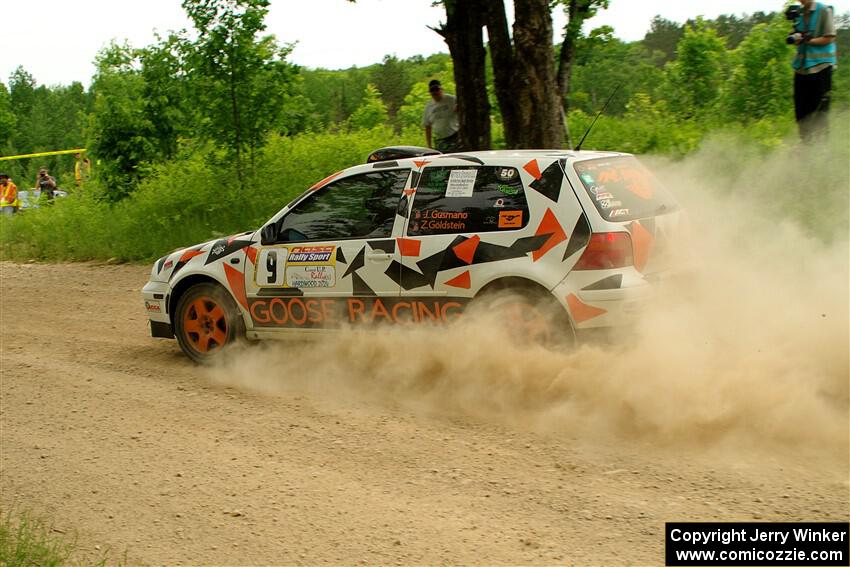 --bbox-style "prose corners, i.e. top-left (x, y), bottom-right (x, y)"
top-left (204, 233), bottom-right (253, 265)
top-left (581, 274), bottom-right (623, 290)
top-left (563, 214), bottom-right (591, 261)
top-left (566, 293), bottom-right (607, 324)
top-left (395, 232), bottom-right (554, 291)
top-left (498, 210), bottom-right (523, 229)
top-left (628, 219), bottom-right (655, 273)
top-left (525, 159), bottom-right (564, 203)
top-left (167, 246), bottom-right (205, 281)
top-left (531, 209), bottom-right (567, 261)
